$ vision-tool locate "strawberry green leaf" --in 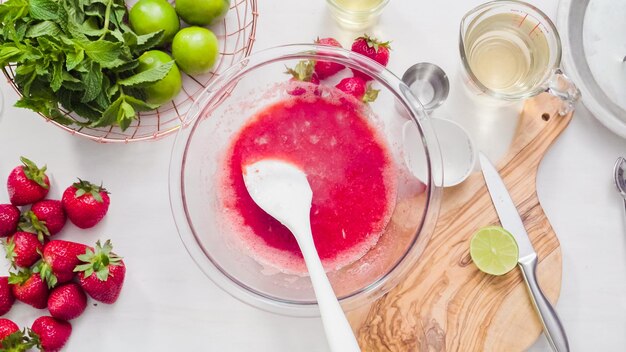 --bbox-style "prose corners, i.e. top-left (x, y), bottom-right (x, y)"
top-left (0, 328), bottom-right (38, 351)
top-left (74, 240), bottom-right (122, 281)
top-left (19, 157), bottom-right (49, 189)
top-left (18, 211), bottom-right (50, 243)
top-left (284, 60), bottom-right (315, 82)
top-left (8, 269), bottom-right (31, 285)
top-left (362, 85), bottom-right (380, 103)
top-left (34, 261), bottom-right (57, 288)
top-left (3, 237), bottom-right (17, 269)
